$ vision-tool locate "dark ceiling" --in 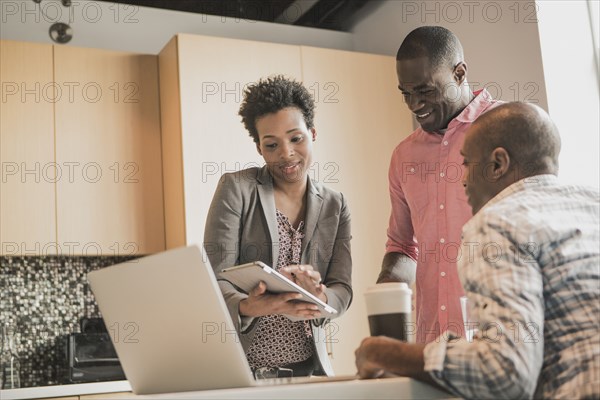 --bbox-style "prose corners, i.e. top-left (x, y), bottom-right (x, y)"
top-left (97, 0), bottom-right (376, 31)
